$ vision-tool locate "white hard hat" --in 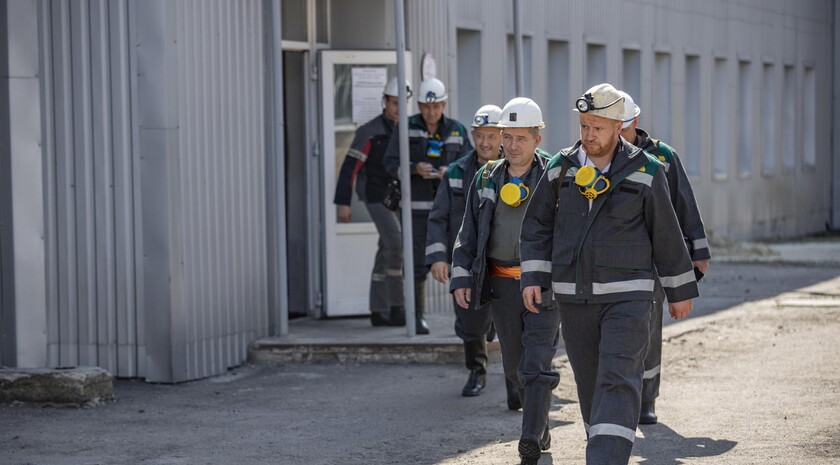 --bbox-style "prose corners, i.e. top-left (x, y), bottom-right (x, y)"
top-left (471, 104), bottom-right (503, 128)
top-left (618, 90), bottom-right (641, 129)
top-left (384, 77), bottom-right (413, 98)
top-left (418, 78), bottom-right (448, 103)
top-left (573, 83), bottom-right (625, 121)
top-left (498, 97), bottom-right (545, 128)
